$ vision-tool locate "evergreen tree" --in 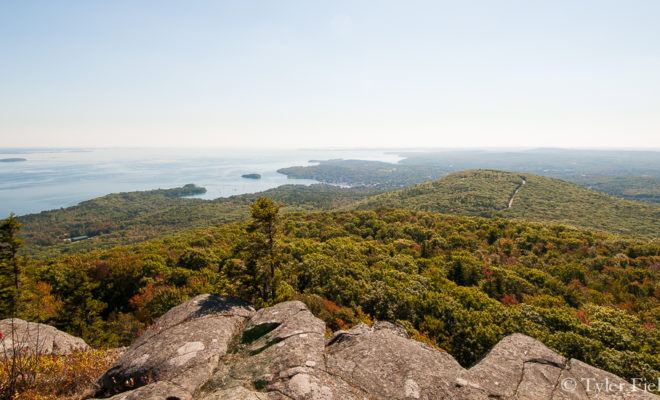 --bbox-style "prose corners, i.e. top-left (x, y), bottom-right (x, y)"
top-left (245, 198), bottom-right (282, 303)
top-left (0, 214), bottom-right (23, 317)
